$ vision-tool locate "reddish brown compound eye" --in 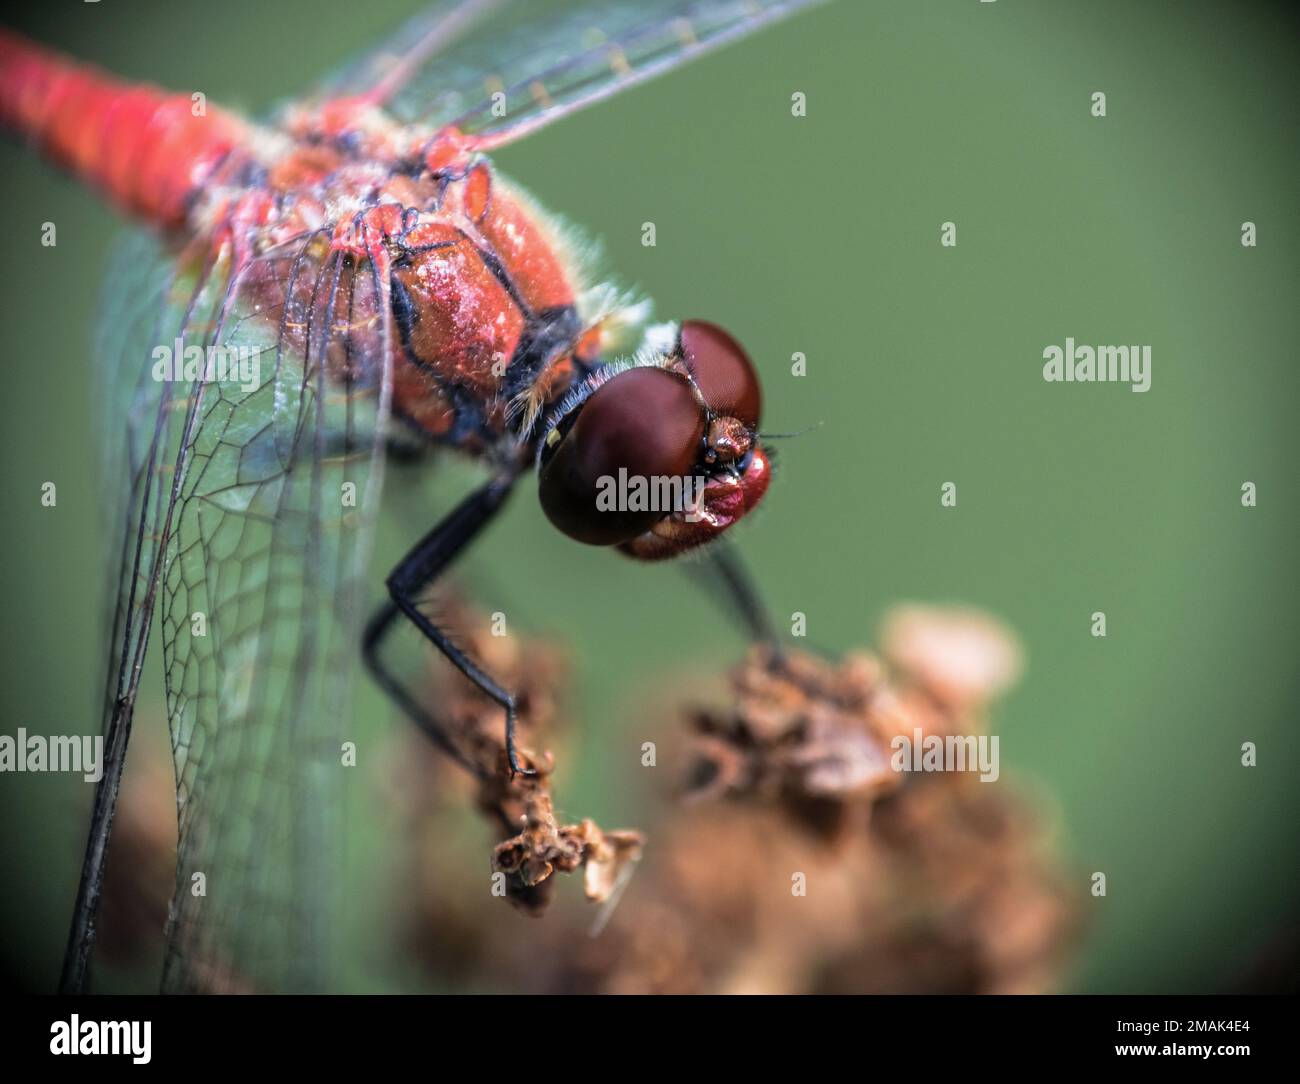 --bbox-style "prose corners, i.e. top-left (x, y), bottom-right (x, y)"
top-left (538, 366), bottom-right (706, 545)
top-left (679, 320), bottom-right (762, 428)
